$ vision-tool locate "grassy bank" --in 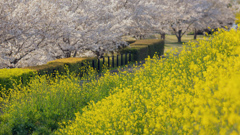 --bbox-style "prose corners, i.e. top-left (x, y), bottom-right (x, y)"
top-left (124, 34), bottom-right (206, 53)
top-left (1, 30), bottom-right (239, 134)
top-left (164, 35), bottom-right (205, 52)
top-left (55, 29), bottom-right (240, 134)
